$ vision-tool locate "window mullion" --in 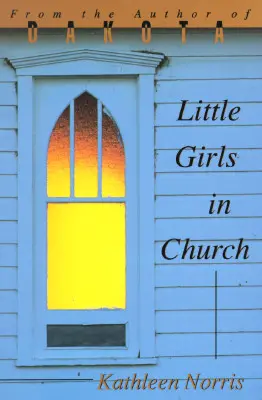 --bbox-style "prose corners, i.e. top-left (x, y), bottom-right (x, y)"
top-left (70, 100), bottom-right (75, 197)
top-left (97, 100), bottom-right (102, 198)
